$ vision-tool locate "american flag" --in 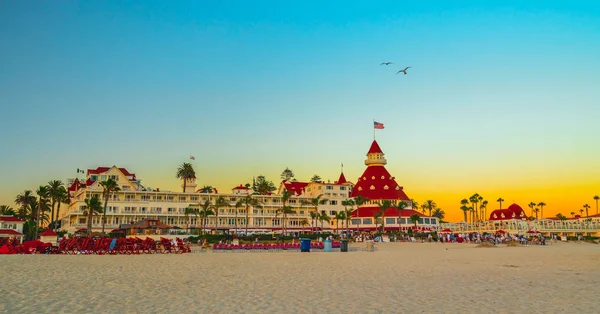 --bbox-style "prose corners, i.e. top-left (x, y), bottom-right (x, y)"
top-left (190, 155), bottom-right (195, 160)
top-left (374, 121), bottom-right (384, 129)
